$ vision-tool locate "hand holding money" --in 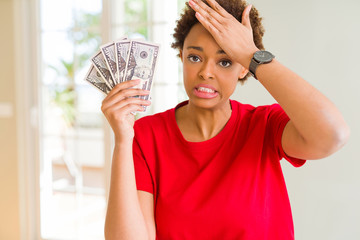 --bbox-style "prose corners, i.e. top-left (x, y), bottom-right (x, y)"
top-left (84, 37), bottom-right (160, 112)
top-left (101, 79), bottom-right (151, 141)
